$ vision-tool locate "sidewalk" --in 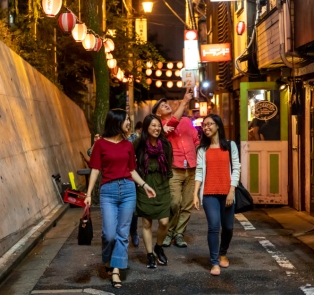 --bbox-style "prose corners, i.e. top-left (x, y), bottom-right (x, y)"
top-left (262, 206), bottom-right (314, 251)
